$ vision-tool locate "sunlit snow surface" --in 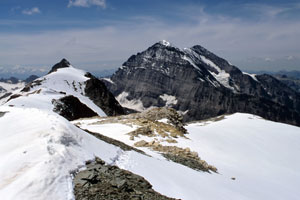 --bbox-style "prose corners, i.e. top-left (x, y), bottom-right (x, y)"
top-left (76, 113), bottom-right (300, 200)
top-left (0, 106), bottom-right (118, 200)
